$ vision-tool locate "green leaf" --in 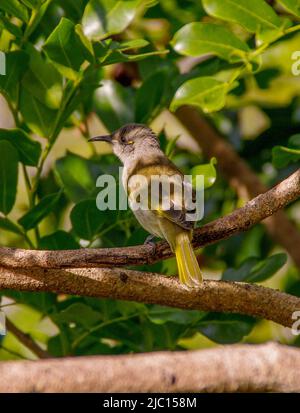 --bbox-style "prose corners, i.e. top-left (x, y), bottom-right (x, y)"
top-left (135, 67), bottom-right (177, 123)
top-left (197, 313), bottom-right (256, 344)
top-left (0, 16), bottom-right (23, 38)
top-left (272, 134), bottom-right (300, 168)
top-left (171, 22), bottom-right (249, 62)
top-left (118, 39), bottom-right (149, 50)
top-left (191, 157), bottom-right (217, 189)
top-left (43, 18), bottom-right (89, 80)
top-left (22, 44), bottom-right (63, 110)
top-left (39, 230), bottom-right (79, 250)
top-left (0, 51), bottom-right (29, 103)
top-left (70, 199), bottom-right (106, 240)
top-left (165, 135), bottom-right (180, 159)
top-left (19, 88), bottom-right (57, 137)
top-left (18, 191), bottom-right (62, 231)
top-left (55, 153), bottom-right (97, 202)
top-left (0, 217), bottom-right (22, 235)
top-left (278, 0), bottom-right (300, 17)
top-left (202, 0), bottom-right (282, 34)
top-left (0, 128), bottom-right (41, 166)
top-left (170, 77), bottom-right (230, 113)
top-left (222, 253), bottom-right (287, 282)
top-left (147, 305), bottom-right (205, 325)
top-left (75, 24), bottom-right (95, 62)
top-left (94, 80), bottom-right (134, 131)
top-left (0, 0), bottom-right (29, 22)
top-left (20, 0), bottom-right (45, 8)
top-left (0, 141), bottom-right (18, 215)
top-left (53, 303), bottom-right (102, 328)
top-left (93, 39), bottom-right (166, 66)
top-left (56, 0), bottom-right (89, 22)
top-left (82, 0), bottom-right (144, 39)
